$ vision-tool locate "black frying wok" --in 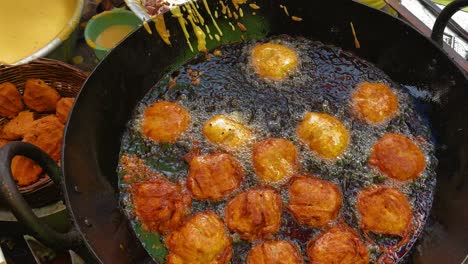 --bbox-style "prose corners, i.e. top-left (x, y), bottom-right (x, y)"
top-left (0, 0), bottom-right (467, 263)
